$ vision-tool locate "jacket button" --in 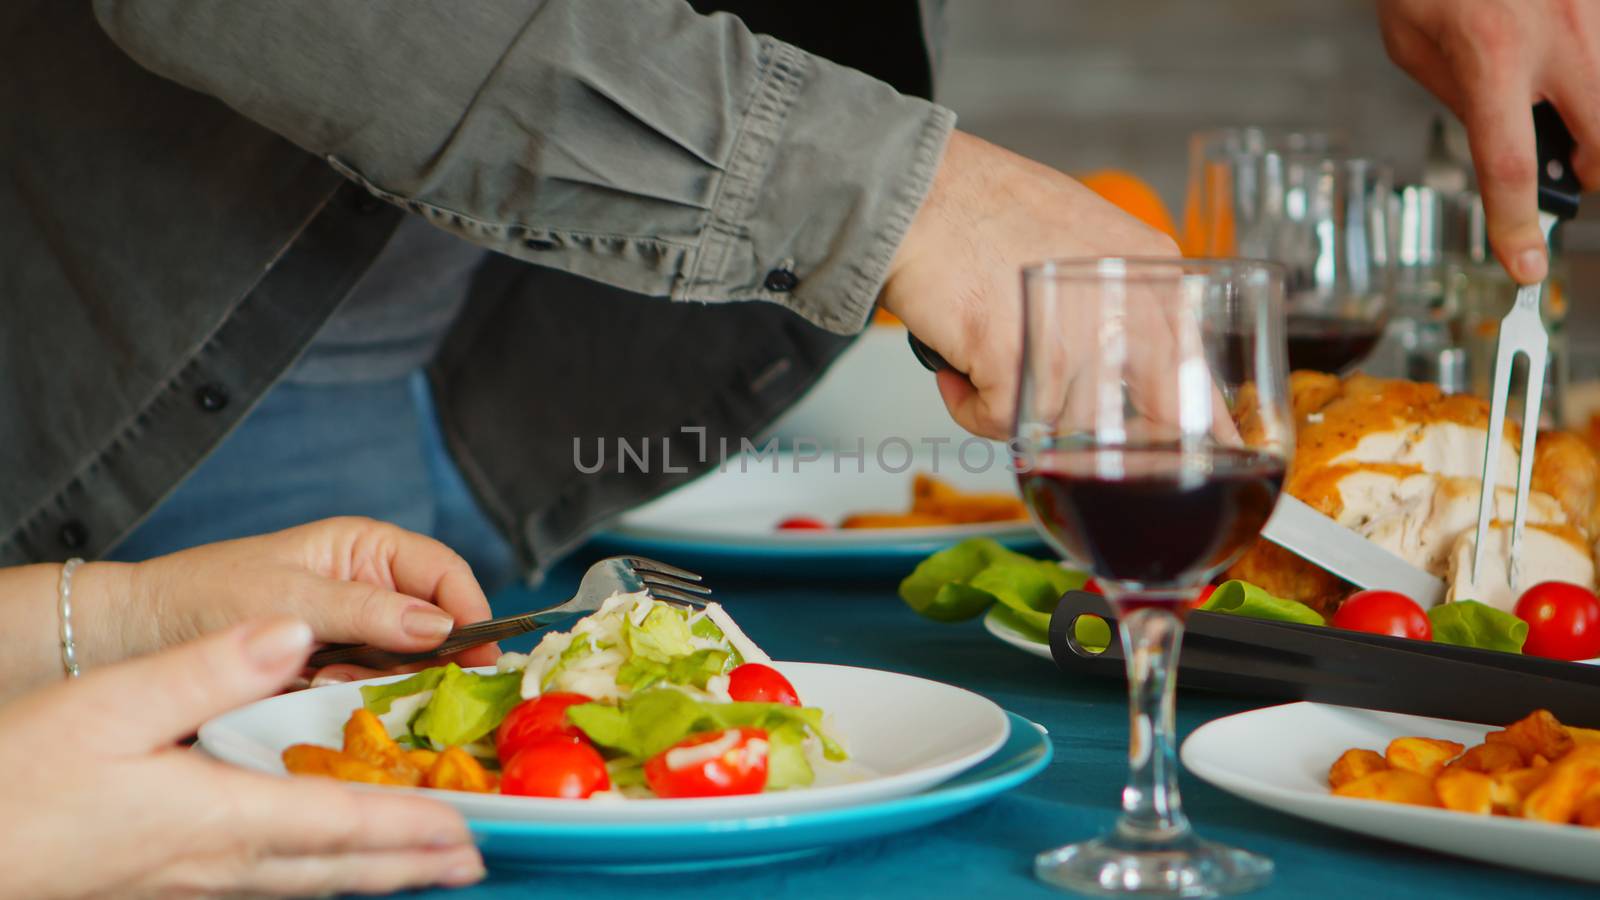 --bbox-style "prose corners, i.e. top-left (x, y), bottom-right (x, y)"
top-left (59, 521), bottom-right (87, 550)
top-left (763, 268), bottom-right (799, 292)
top-left (195, 383), bottom-right (230, 412)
